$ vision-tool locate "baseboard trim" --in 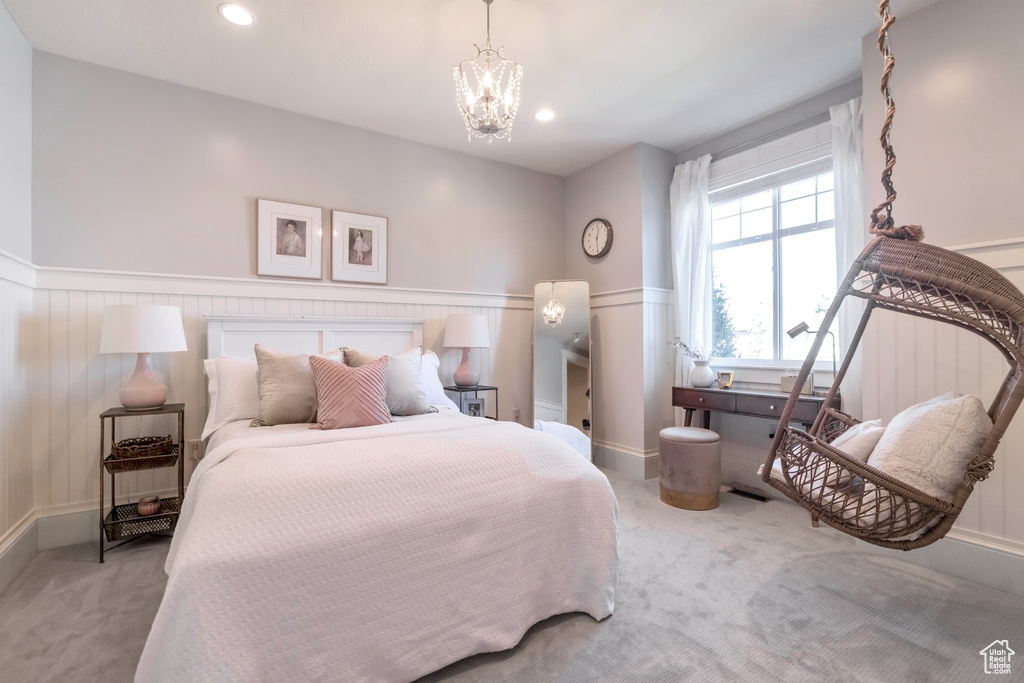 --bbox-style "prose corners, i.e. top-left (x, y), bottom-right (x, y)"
top-left (0, 488), bottom-right (180, 596)
top-left (593, 440), bottom-right (660, 480)
top-left (0, 512), bottom-right (37, 598)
